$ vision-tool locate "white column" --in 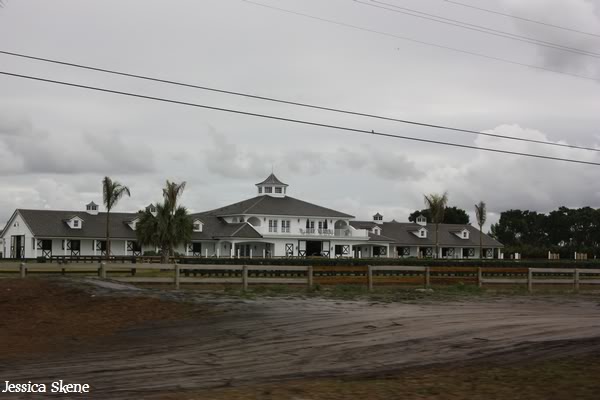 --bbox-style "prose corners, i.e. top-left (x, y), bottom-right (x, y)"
top-left (217, 246), bottom-right (220, 258)
top-left (263, 249), bottom-right (266, 258)
top-left (205, 248), bottom-right (208, 258)
top-left (250, 248), bottom-right (253, 258)
top-left (125, 240), bottom-right (128, 256)
top-left (93, 240), bottom-right (97, 256)
top-left (230, 244), bottom-right (234, 258)
top-left (186, 244), bottom-right (189, 256)
top-left (63, 240), bottom-right (67, 256)
top-left (34, 238), bottom-right (37, 258)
